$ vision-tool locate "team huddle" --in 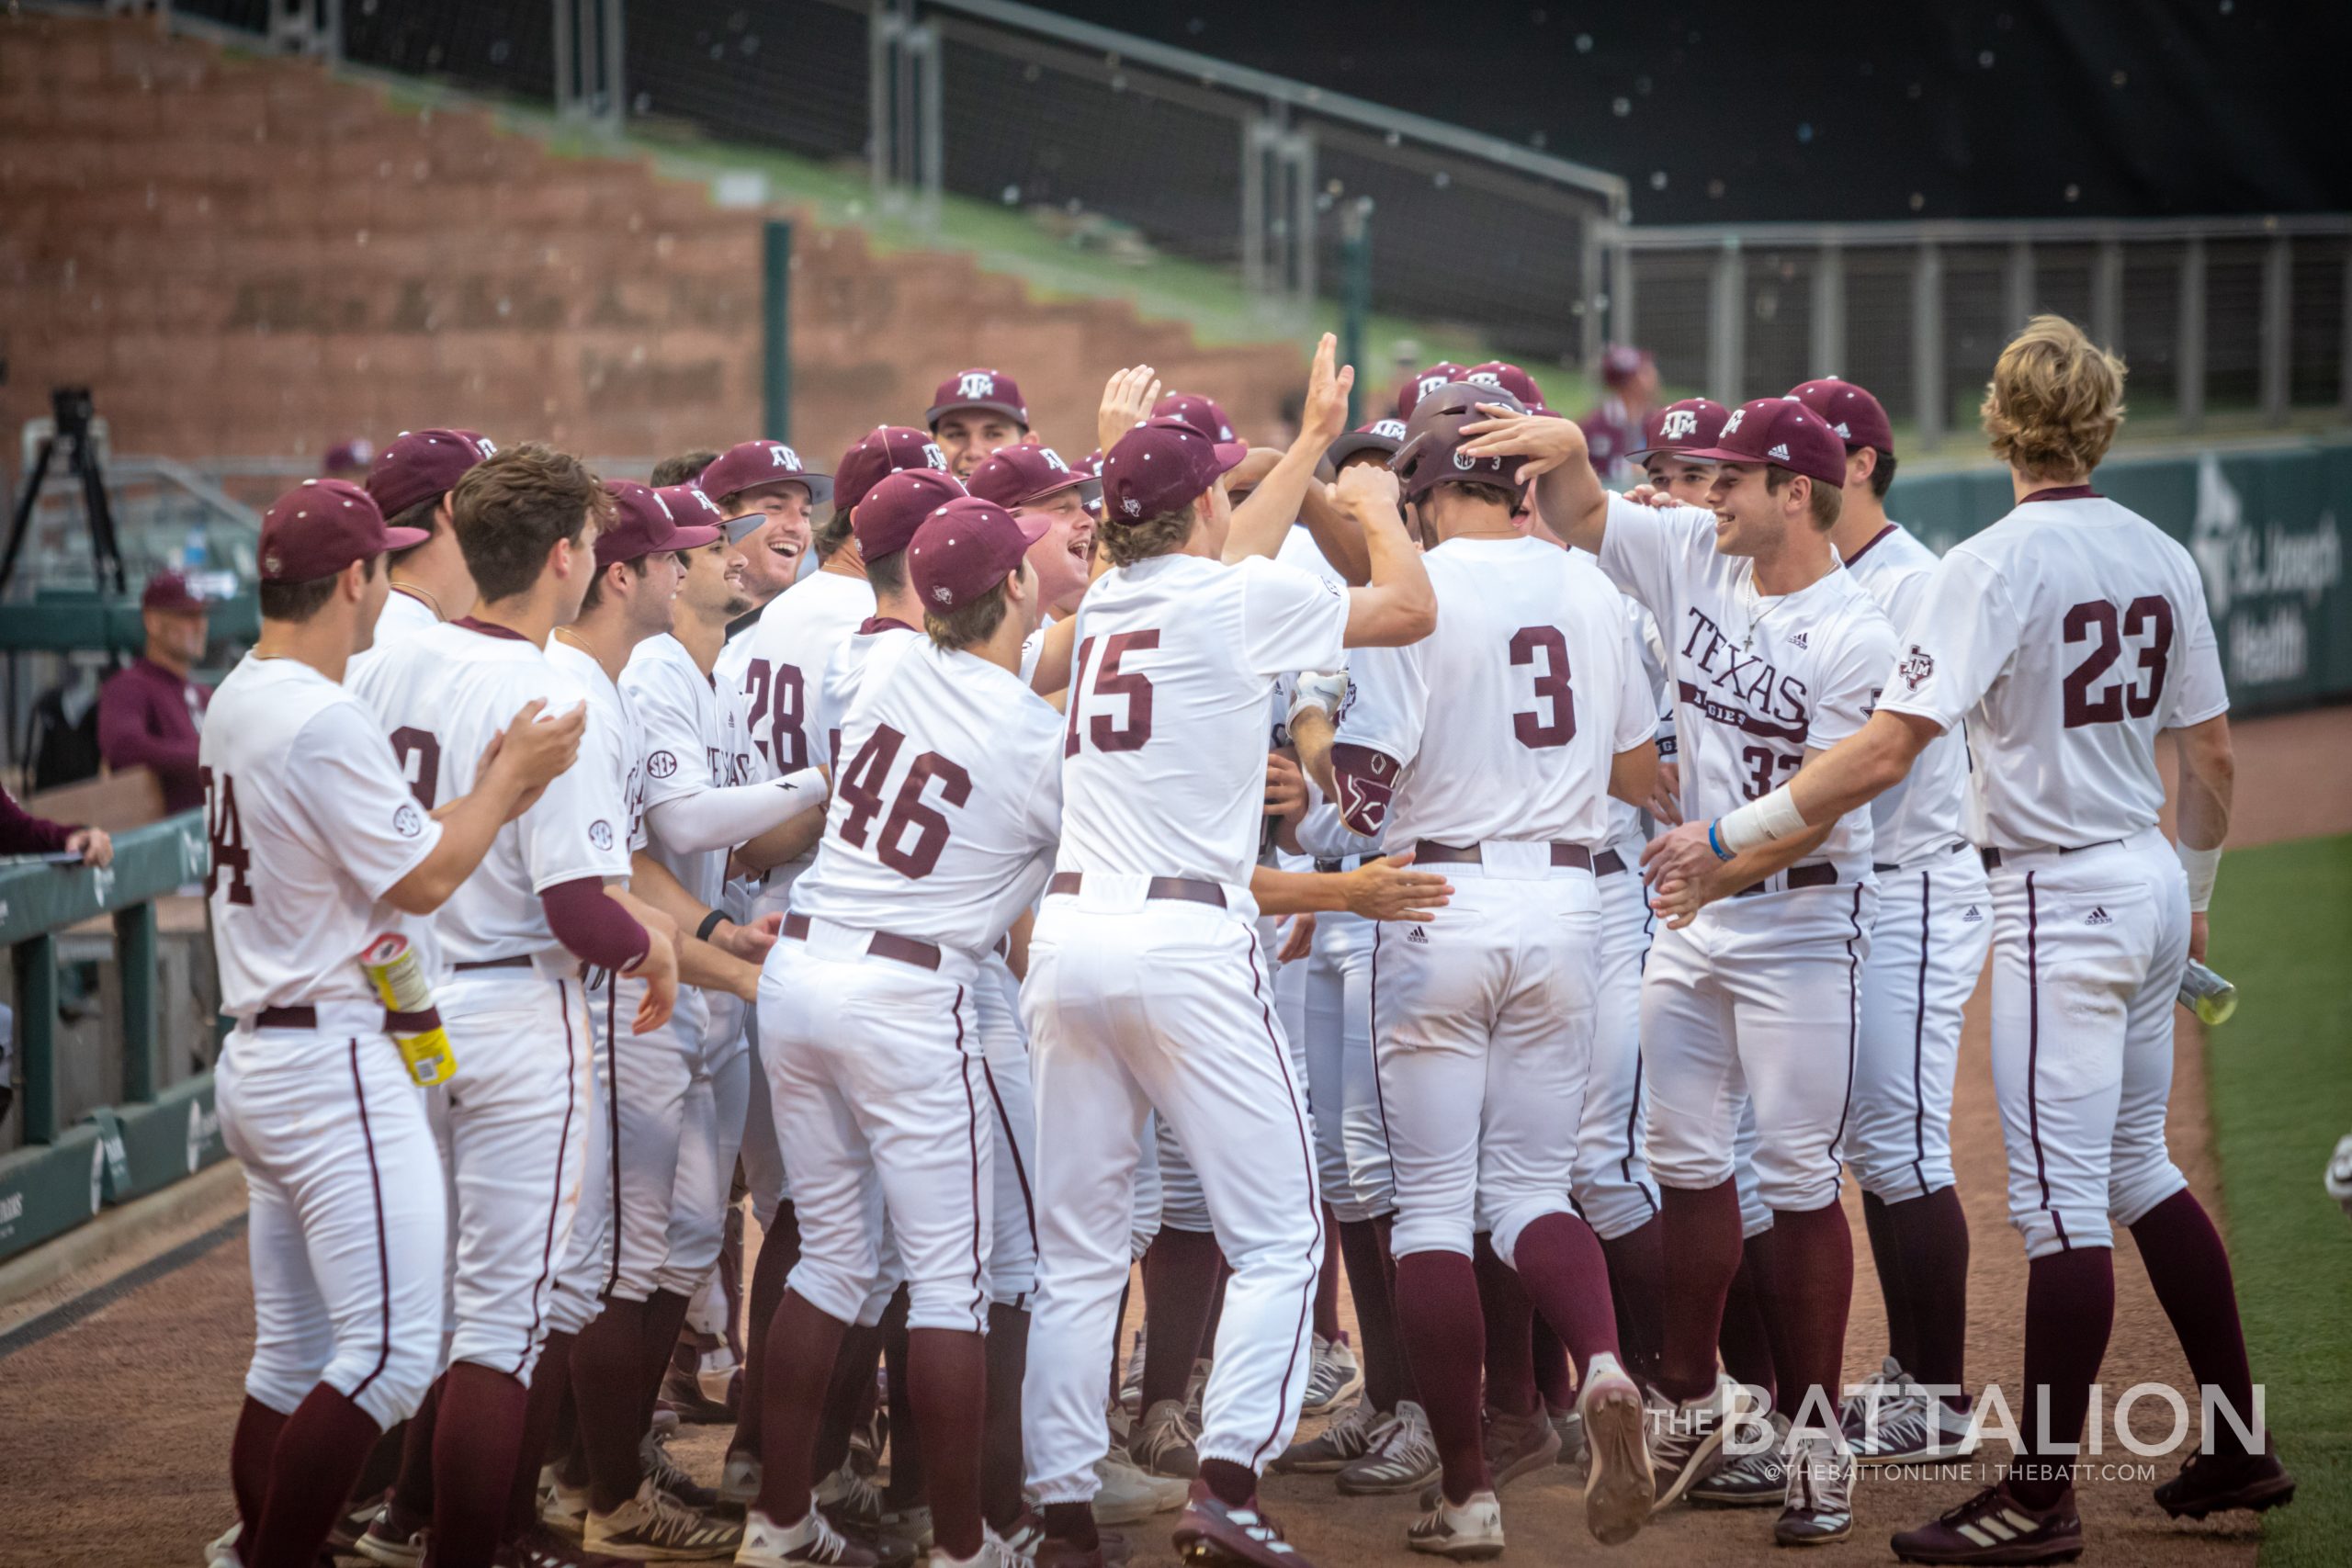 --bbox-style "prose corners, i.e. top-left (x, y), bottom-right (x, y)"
top-left (200, 314), bottom-right (2293, 1568)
